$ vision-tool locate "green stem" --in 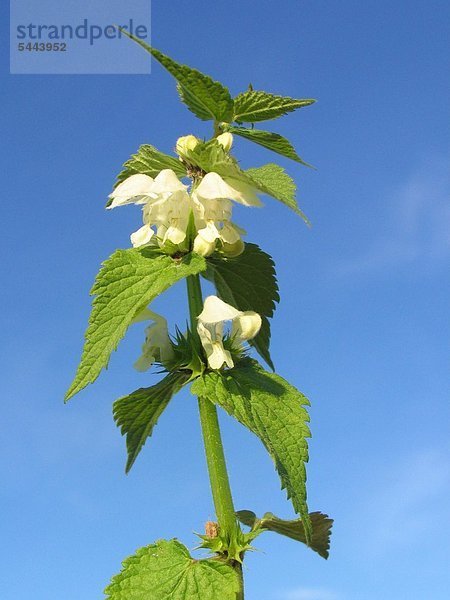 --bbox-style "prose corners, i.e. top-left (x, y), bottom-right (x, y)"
top-left (186, 274), bottom-right (238, 535)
